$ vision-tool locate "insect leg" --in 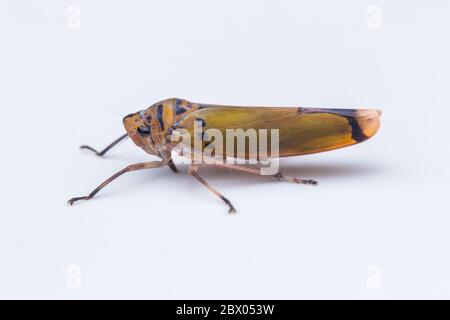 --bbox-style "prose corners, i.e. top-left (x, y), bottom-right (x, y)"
top-left (271, 172), bottom-right (318, 185)
top-left (80, 133), bottom-right (129, 157)
top-left (188, 165), bottom-right (236, 213)
top-left (208, 162), bottom-right (318, 185)
top-left (68, 160), bottom-right (163, 205)
top-left (167, 159), bottom-right (178, 173)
